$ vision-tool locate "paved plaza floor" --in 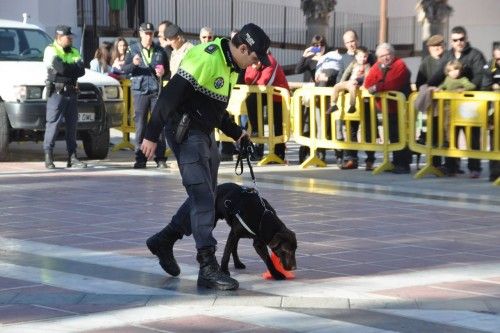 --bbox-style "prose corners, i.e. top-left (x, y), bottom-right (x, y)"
top-left (0, 137), bottom-right (499, 332)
